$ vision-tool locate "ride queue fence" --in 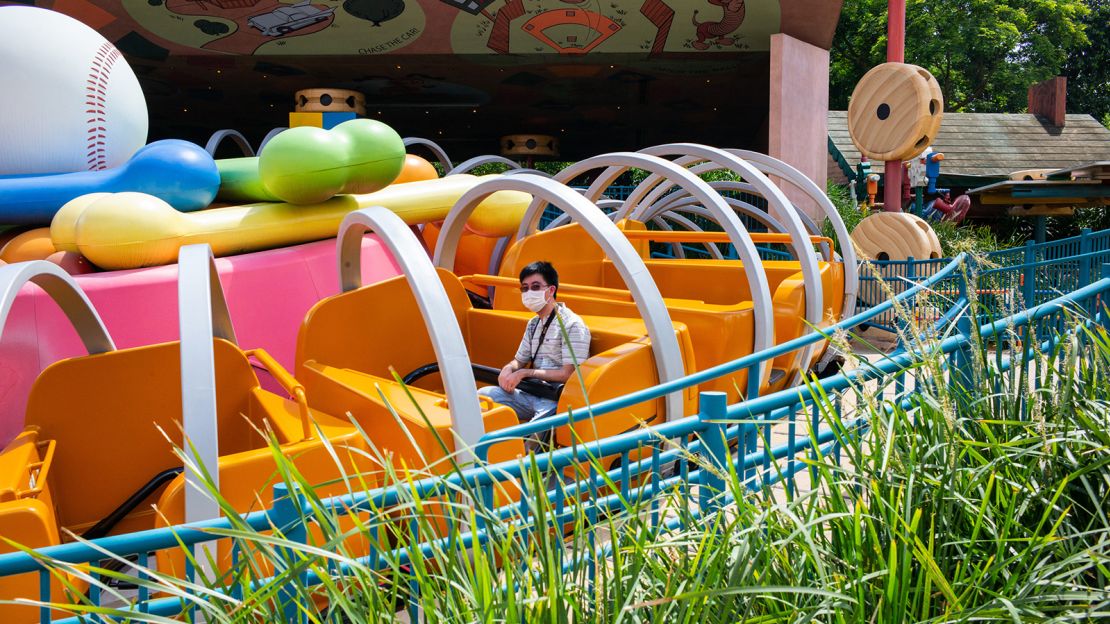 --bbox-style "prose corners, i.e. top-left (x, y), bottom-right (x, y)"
top-left (3, 249), bottom-right (1110, 622)
top-left (859, 228), bottom-right (1110, 342)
